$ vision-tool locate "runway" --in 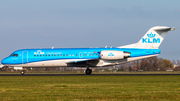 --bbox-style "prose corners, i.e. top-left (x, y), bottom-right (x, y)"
top-left (1, 74), bottom-right (180, 76)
